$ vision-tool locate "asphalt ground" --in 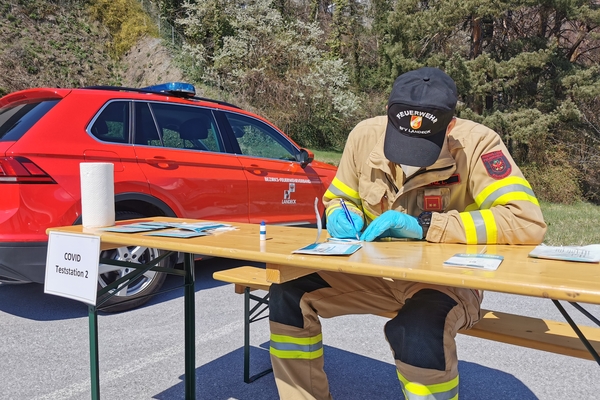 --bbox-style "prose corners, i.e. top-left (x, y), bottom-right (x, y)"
top-left (1, 257), bottom-right (599, 400)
